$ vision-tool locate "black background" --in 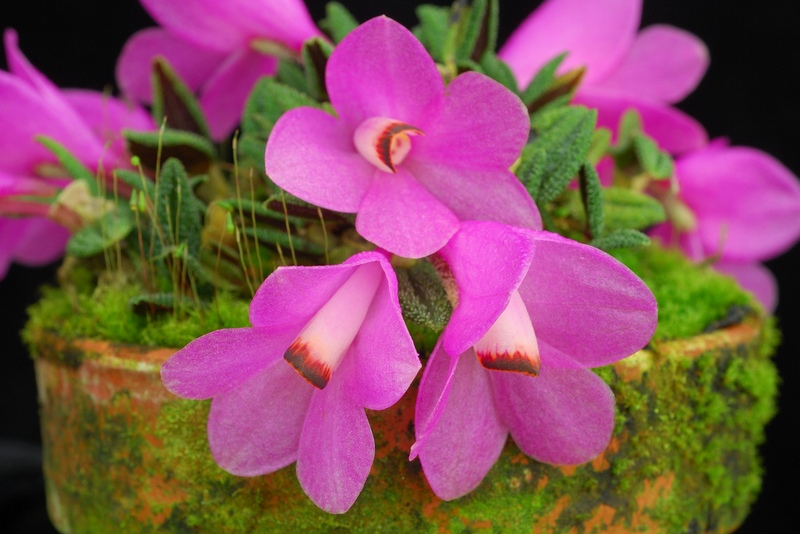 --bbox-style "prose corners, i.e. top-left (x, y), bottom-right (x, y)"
top-left (2, 1), bottom-right (798, 532)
